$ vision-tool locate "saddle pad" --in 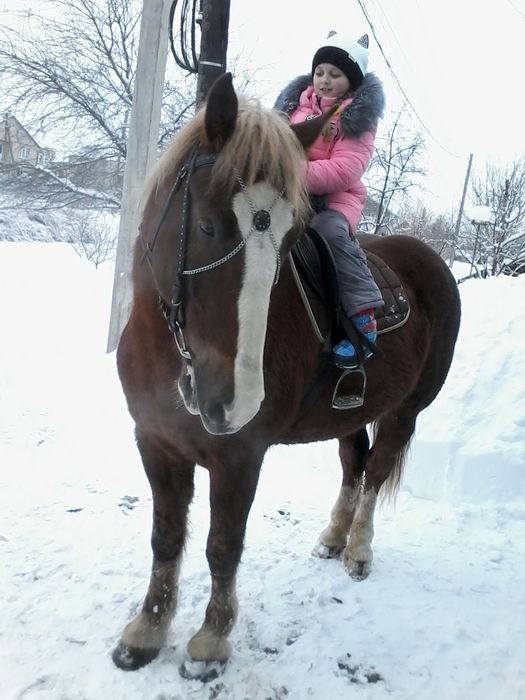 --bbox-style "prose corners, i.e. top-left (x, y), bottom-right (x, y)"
top-left (291, 234), bottom-right (410, 341)
top-left (366, 251), bottom-right (410, 334)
